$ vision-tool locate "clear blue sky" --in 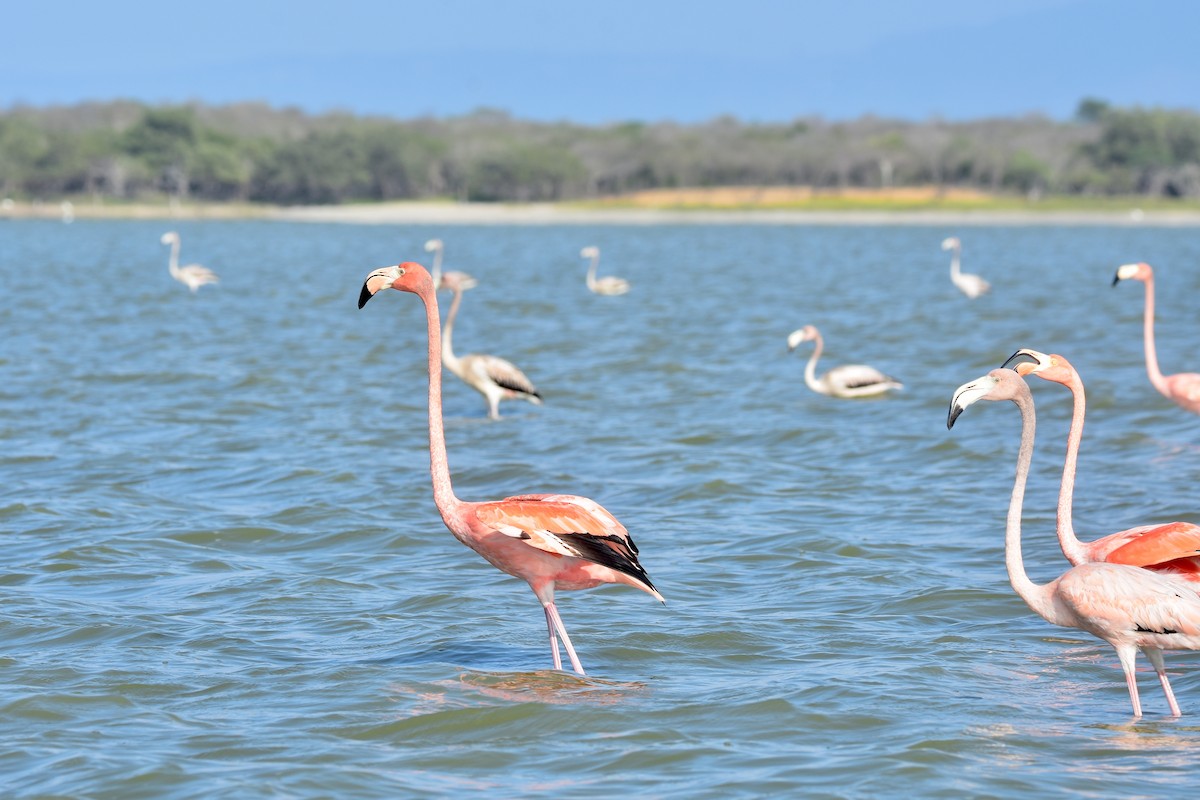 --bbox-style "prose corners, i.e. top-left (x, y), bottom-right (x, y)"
top-left (6, 0), bottom-right (1199, 123)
